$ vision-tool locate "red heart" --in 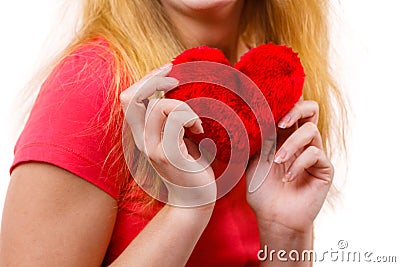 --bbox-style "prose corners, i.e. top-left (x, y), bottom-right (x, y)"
top-left (166, 43), bottom-right (305, 163)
